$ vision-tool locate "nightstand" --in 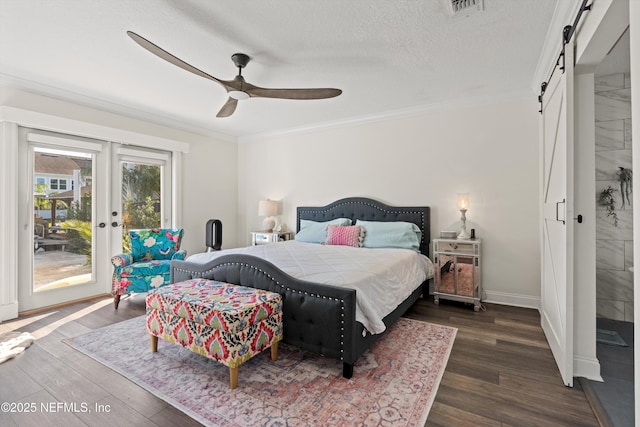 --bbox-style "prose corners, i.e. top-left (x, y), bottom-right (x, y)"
top-left (251, 231), bottom-right (294, 245)
top-left (433, 238), bottom-right (482, 311)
